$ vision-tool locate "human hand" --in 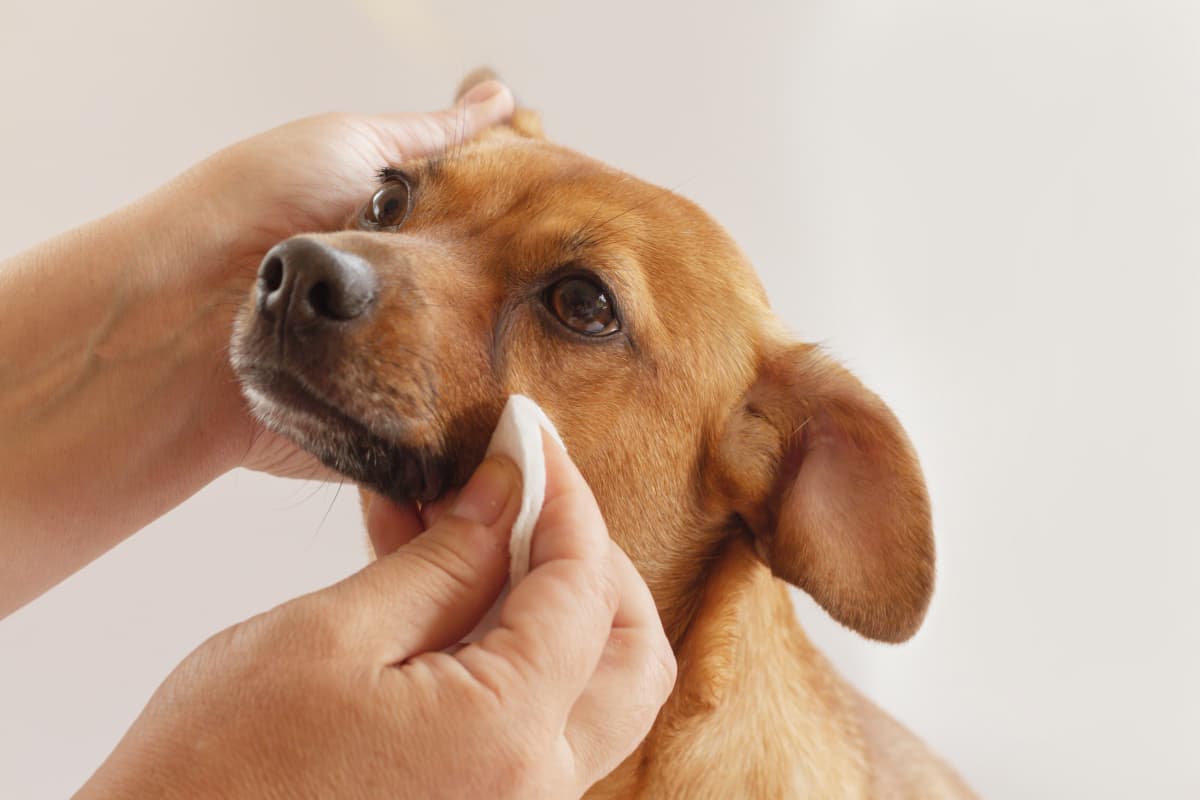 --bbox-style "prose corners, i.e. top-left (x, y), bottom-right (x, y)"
top-left (172, 80), bottom-right (515, 478)
top-left (78, 435), bottom-right (675, 798)
top-left (190, 81), bottom-right (513, 276)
